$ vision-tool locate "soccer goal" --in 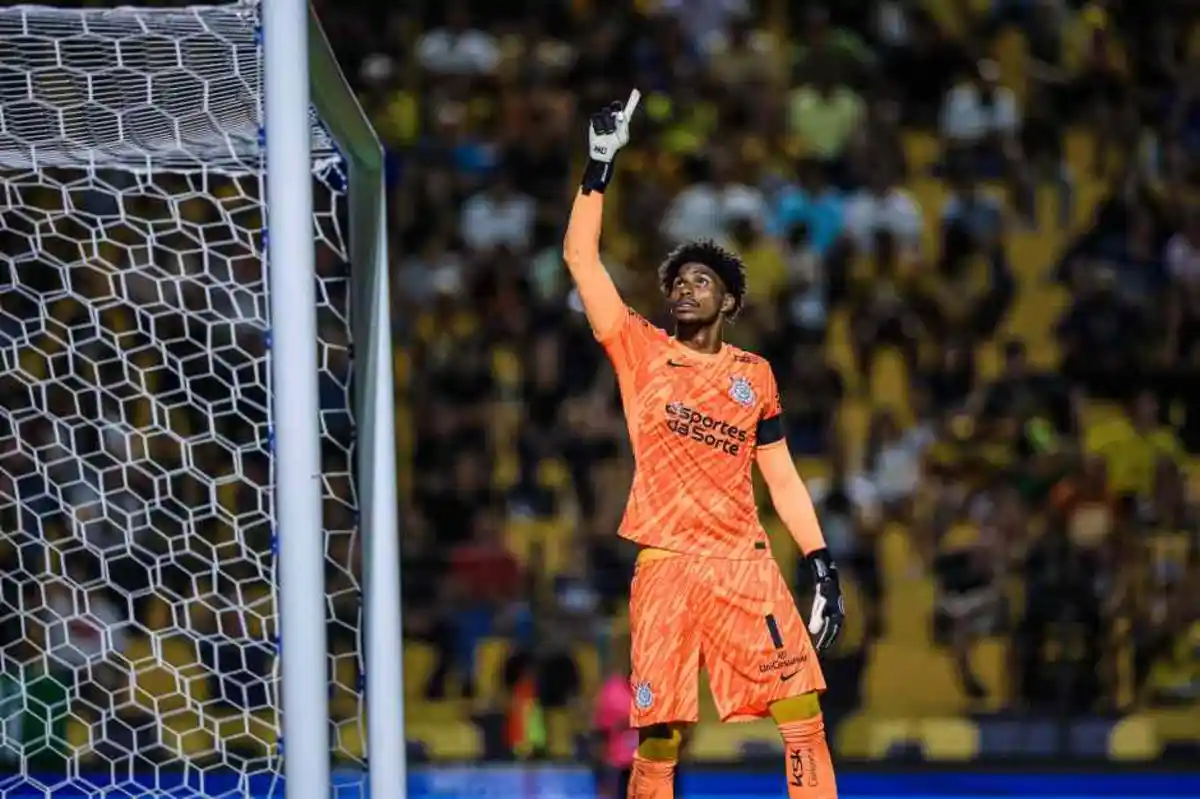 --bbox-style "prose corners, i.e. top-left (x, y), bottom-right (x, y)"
top-left (0, 1), bottom-right (401, 798)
